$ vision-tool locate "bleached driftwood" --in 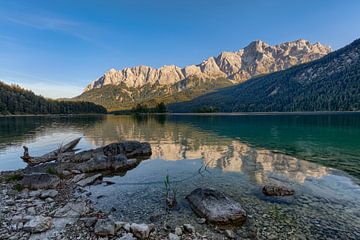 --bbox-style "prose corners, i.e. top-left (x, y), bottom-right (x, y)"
top-left (21, 137), bottom-right (81, 166)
